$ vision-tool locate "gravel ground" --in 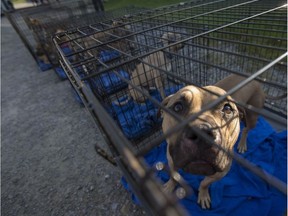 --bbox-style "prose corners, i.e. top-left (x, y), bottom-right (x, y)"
top-left (1, 16), bottom-right (145, 216)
